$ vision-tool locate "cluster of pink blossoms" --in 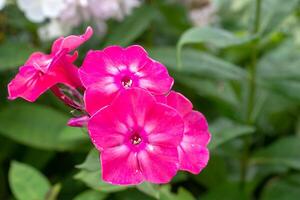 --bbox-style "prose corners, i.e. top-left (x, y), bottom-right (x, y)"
top-left (7, 27), bottom-right (211, 185)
